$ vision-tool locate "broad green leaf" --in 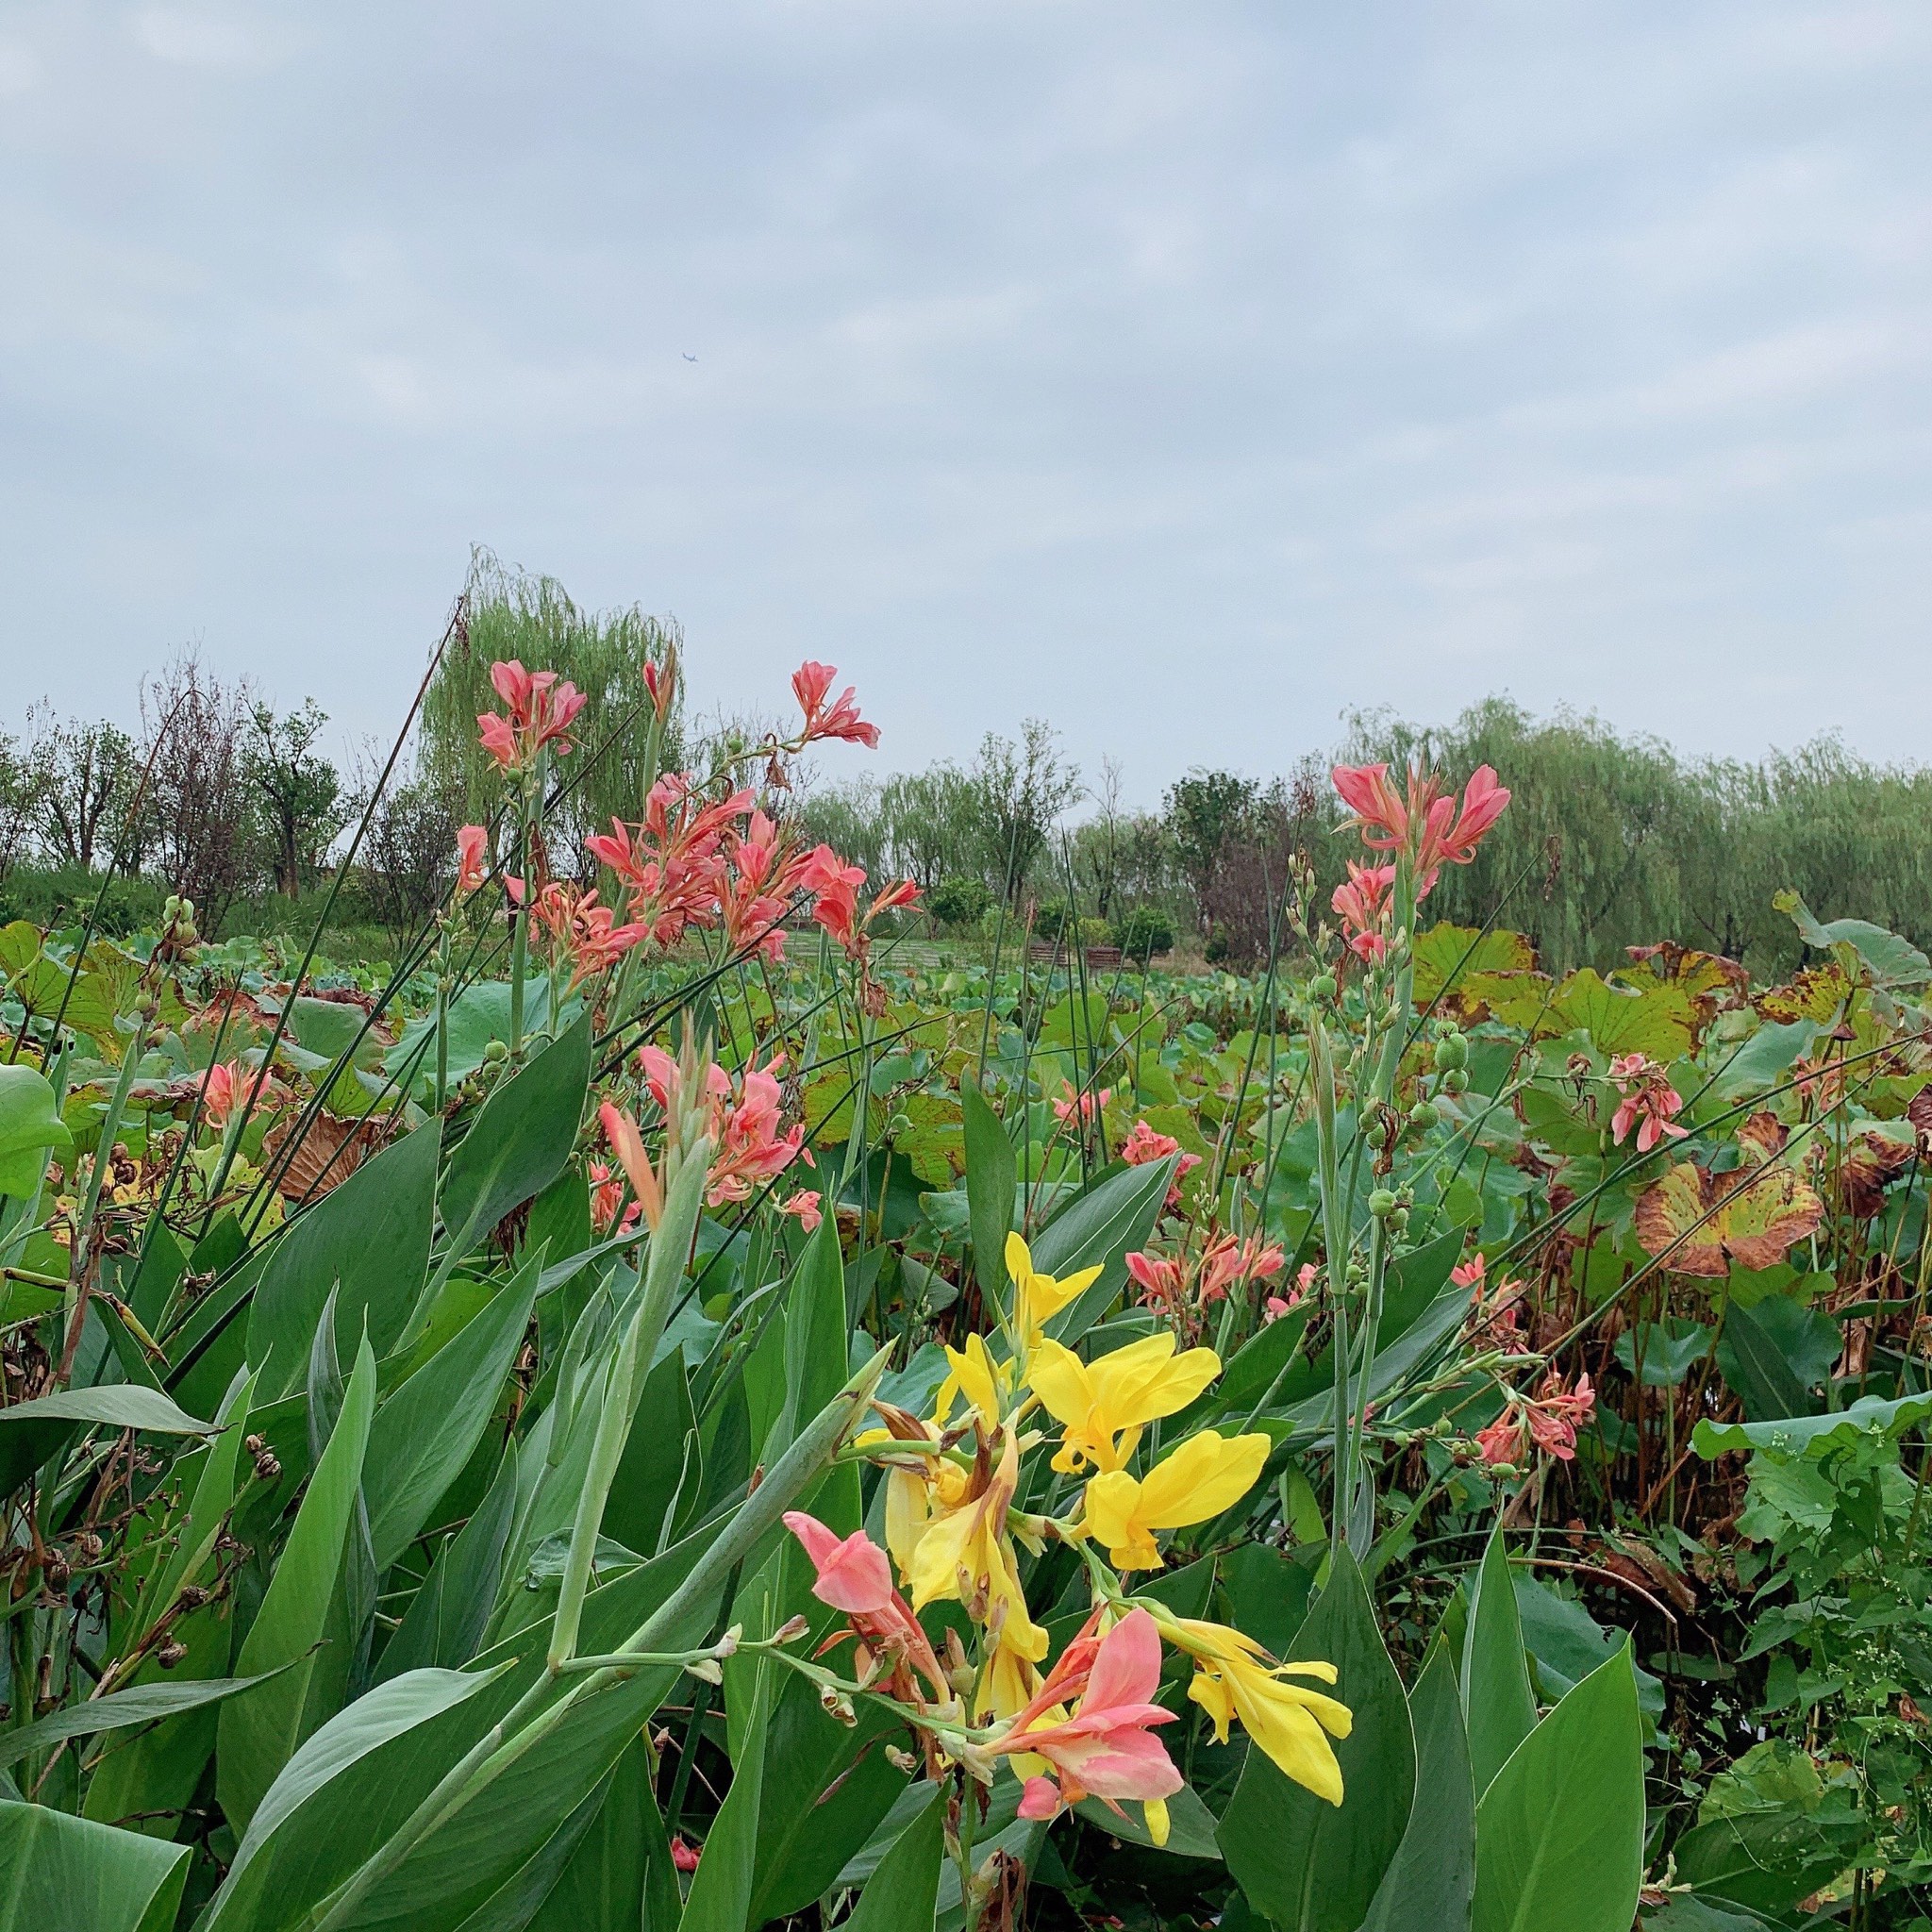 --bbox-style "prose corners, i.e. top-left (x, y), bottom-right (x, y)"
top-left (525, 1733), bottom-right (663, 1931)
top-left (0, 1668), bottom-right (291, 1774)
top-left (1220, 1544), bottom-right (1415, 1931)
top-left (0, 1384), bottom-right (215, 1498)
top-left (205, 1665), bottom-right (503, 1930)
top-left (218, 1336), bottom-right (377, 1832)
top-left (1216, 1304), bottom-right (1312, 1414)
top-left (247, 1120), bottom-right (440, 1398)
top-left (771, 1215), bottom-right (849, 1457)
top-left (0, 1062), bottom-right (71, 1198)
top-left (1363, 1640), bottom-right (1474, 1932)
top-left (1219, 1541), bottom-right (1319, 1660)
top-left (1460, 1528), bottom-right (1537, 1798)
top-left (1410, 924), bottom-right (1540, 1009)
top-left (1713, 1296), bottom-right (1833, 1423)
top-left (677, 1657), bottom-right (770, 1932)
top-left (1774, 890), bottom-right (1931, 988)
top-left (365, 1259), bottom-right (539, 1569)
top-left (1036, 1157), bottom-right (1175, 1345)
top-left (0, 1803), bottom-right (189, 1932)
top-left (1473, 1649), bottom-right (1642, 1932)
top-left (1693, 1389), bottom-right (1932, 1459)
top-left (199, 1357), bottom-right (882, 1932)
top-left (1074, 1780), bottom-right (1223, 1858)
top-left (843, 1782), bottom-right (944, 1932)
top-left (745, 1668), bottom-right (909, 1922)
top-left (438, 1013), bottom-right (591, 1268)
top-left (599, 1343), bottom-right (698, 1559)
top-left (376, 1441), bottom-right (521, 1681)
top-left (392, 974), bottom-right (578, 1099)
top-left (962, 1081), bottom-right (1014, 1307)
